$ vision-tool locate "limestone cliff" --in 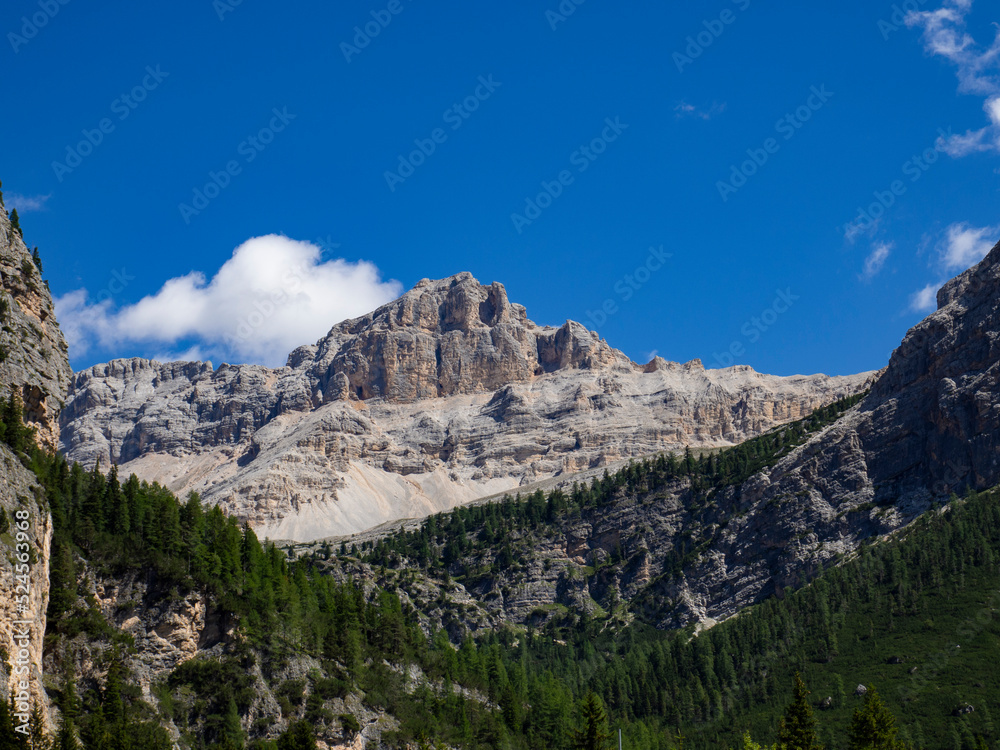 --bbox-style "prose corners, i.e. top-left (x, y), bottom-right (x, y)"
top-left (0, 196), bottom-right (72, 731)
top-left (59, 274), bottom-right (873, 541)
top-left (0, 448), bottom-right (53, 732)
top-left (0, 203), bottom-right (72, 451)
